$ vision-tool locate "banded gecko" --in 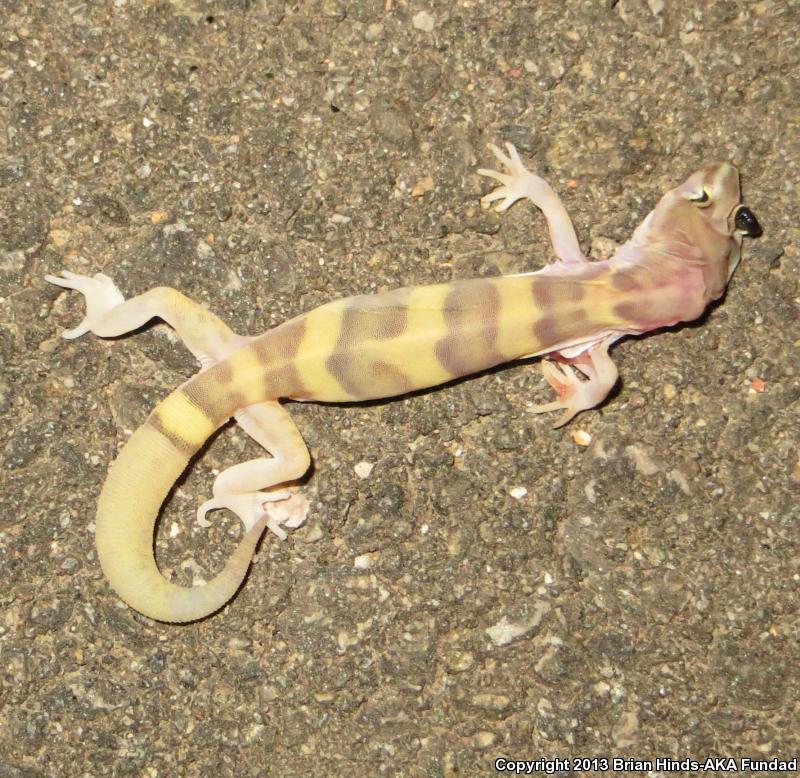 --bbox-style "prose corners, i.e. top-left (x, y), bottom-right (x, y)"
top-left (46, 143), bottom-right (761, 622)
